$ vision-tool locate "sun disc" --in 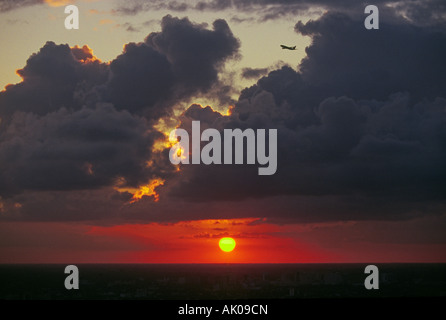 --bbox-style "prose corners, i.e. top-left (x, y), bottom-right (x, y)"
top-left (219, 237), bottom-right (236, 252)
